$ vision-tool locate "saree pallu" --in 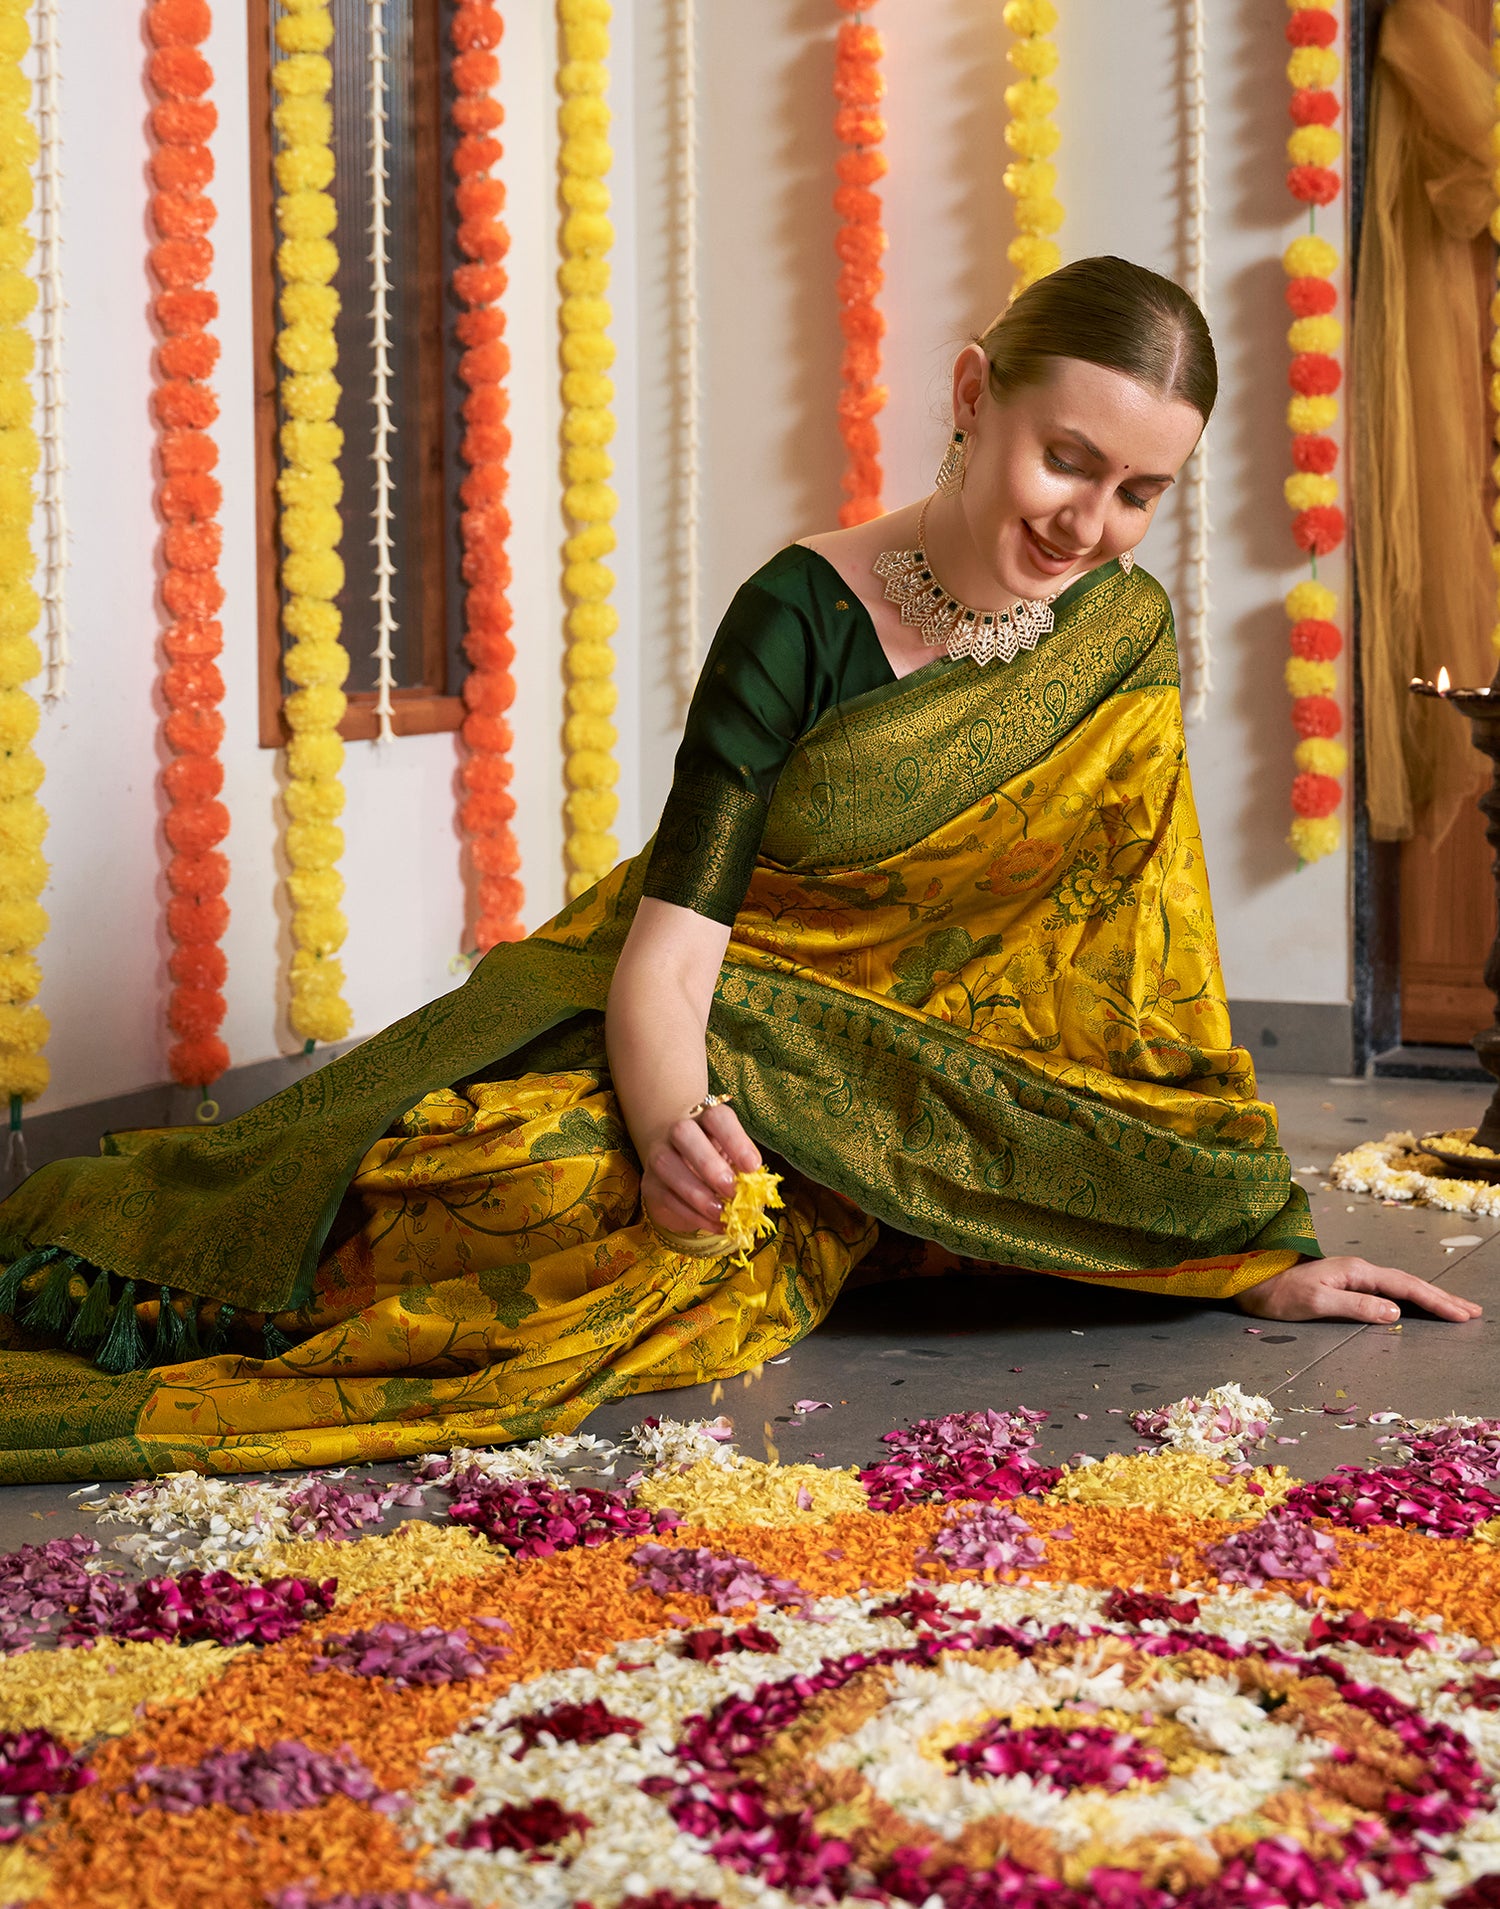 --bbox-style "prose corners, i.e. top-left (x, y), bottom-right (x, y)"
top-left (0, 565), bottom-right (1316, 1480)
